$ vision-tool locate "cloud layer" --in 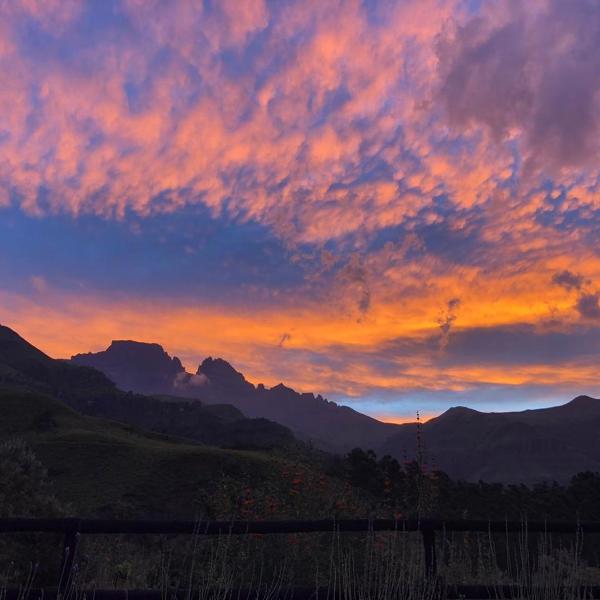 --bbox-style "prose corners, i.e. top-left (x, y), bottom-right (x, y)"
top-left (2, 0), bottom-right (600, 419)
